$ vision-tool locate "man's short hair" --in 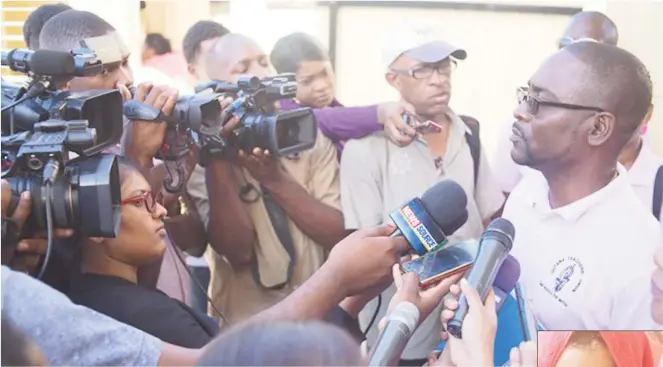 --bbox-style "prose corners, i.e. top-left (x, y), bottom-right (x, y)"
top-left (270, 32), bottom-right (328, 74)
top-left (565, 42), bottom-right (652, 141)
top-left (182, 20), bottom-right (230, 64)
top-left (39, 10), bottom-right (115, 52)
top-left (23, 3), bottom-right (72, 50)
top-left (144, 33), bottom-right (171, 55)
